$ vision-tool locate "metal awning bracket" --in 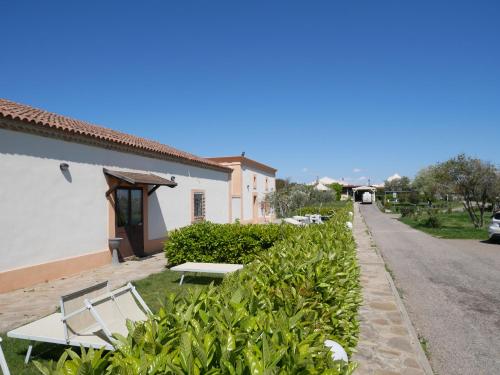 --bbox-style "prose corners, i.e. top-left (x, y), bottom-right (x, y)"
top-left (147, 185), bottom-right (161, 196)
top-left (106, 181), bottom-right (122, 197)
